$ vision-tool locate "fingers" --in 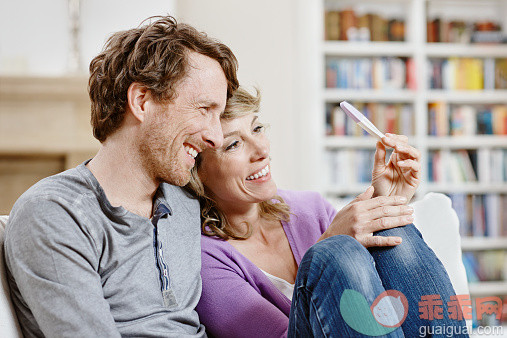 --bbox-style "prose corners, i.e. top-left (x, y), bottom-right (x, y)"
top-left (368, 204), bottom-right (414, 220)
top-left (373, 141), bottom-right (387, 172)
top-left (369, 214), bottom-right (414, 232)
top-left (394, 143), bottom-right (421, 161)
top-left (382, 133), bottom-right (421, 161)
top-left (363, 235), bottom-right (402, 247)
top-left (353, 185), bottom-right (374, 202)
top-left (397, 159), bottom-right (421, 179)
top-left (357, 195), bottom-right (408, 211)
top-left (382, 133), bottom-right (408, 147)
